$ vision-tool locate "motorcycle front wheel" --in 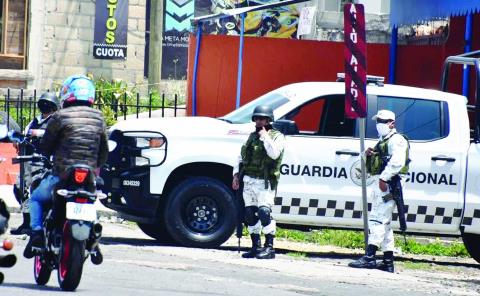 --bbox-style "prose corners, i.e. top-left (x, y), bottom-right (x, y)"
top-left (57, 223), bottom-right (85, 291)
top-left (34, 254), bottom-right (52, 285)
